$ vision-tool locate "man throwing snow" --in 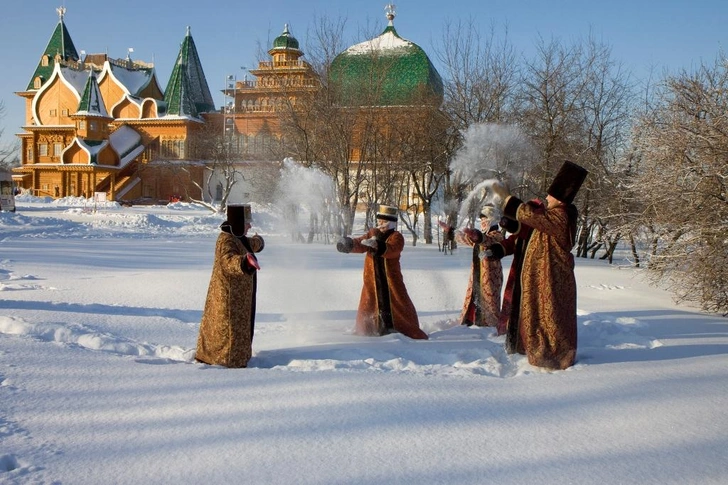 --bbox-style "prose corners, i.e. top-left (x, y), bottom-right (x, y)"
top-left (336, 205), bottom-right (428, 340)
top-left (492, 161), bottom-right (588, 370)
